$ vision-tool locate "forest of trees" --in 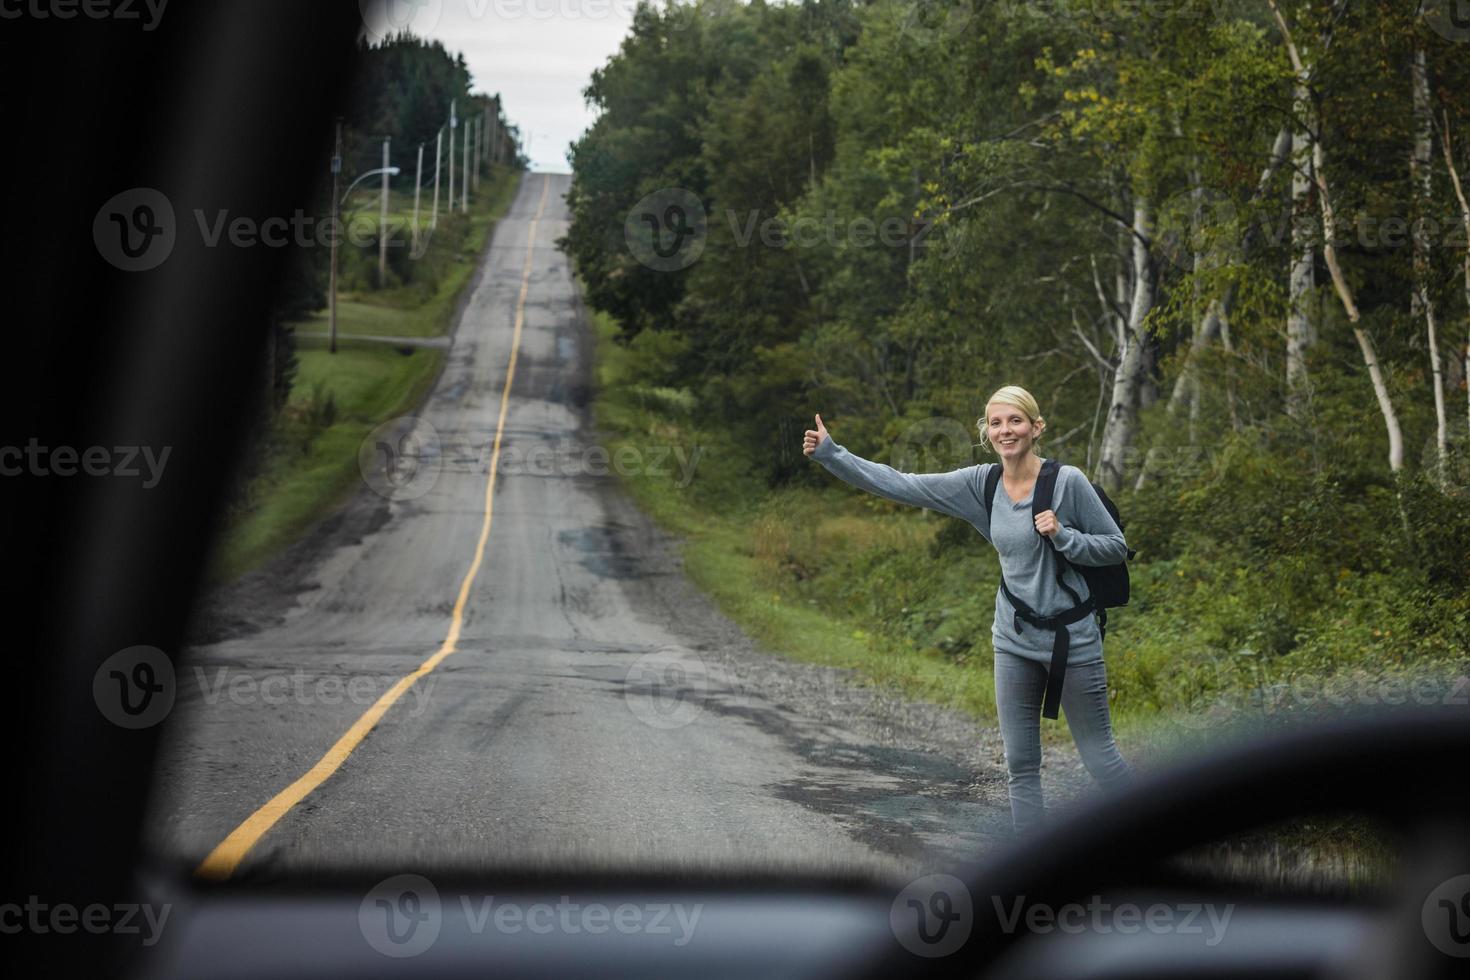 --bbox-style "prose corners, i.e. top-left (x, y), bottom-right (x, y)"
top-left (274, 33), bottom-right (521, 325)
top-left (563, 0), bottom-right (1470, 695)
